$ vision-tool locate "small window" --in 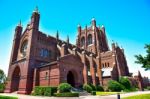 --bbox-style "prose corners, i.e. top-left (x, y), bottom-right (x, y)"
top-left (40, 49), bottom-right (51, 58)
top-left (105, 63), bottom-right (107, 68)
top-left (44, 49), bottom-right (48, 57)
top-left (107, 63), bottom-right (109, 67)
top-left (40, 49), bottom-right (44, 57)
top-left (81, 37), bottom-right (85, 47)
top-left (45, 72), bottom-right (48, 80)
top-left (102, 63), bottom-right (104, 68)
top-left (49, 50), bottom-right (51, 57)
top-left (87, 34), bottom-right (92, 45)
